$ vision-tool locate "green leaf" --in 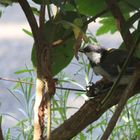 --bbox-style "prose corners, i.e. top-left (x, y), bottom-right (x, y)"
top-left (79, 132), bottom-right (87, 140)
top-left (5, 128), bottom-right (11, 140)
top-left (74, 18), bottom-right (83, 27)
top-left (76, 0), bottom-right (140, 18)
top-left (58, 20), bottom-right (87, 40)
top-left (96, 17), bottom-right (117, 36)
top-left (22, 28), bottom-right (33, 37)
top-left (0, 116), bottom-right (2, 125)
top-left (0, 0), bottom-right (12, 6)
top-left (63, 3), bottom-right (76, 12)
top-left (0, 0), bottom-right (18, 6)
top-left (76, 0), bottom-right (106, 16)
top-left (31, 7), bottom-right (39, 16)
top-left (50, 39), bottom-right (75, 76)
top-left (15, 69), bottom-right (34, 74)
top-left (31, 11), bottom-right (87, 76)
